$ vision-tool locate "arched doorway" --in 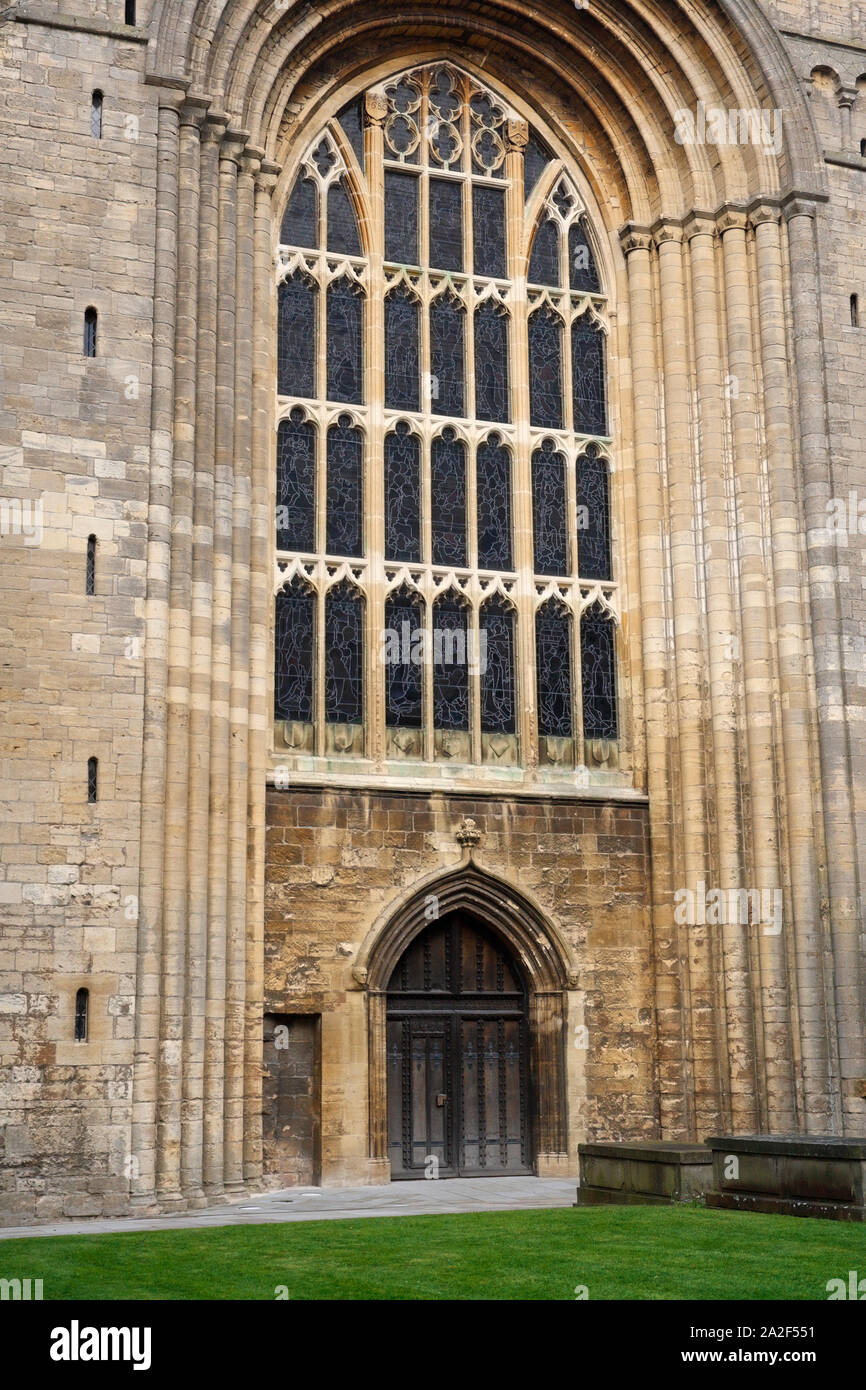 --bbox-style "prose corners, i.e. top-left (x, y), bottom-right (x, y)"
top-left (386, 911), bottom-right (533, 1178)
